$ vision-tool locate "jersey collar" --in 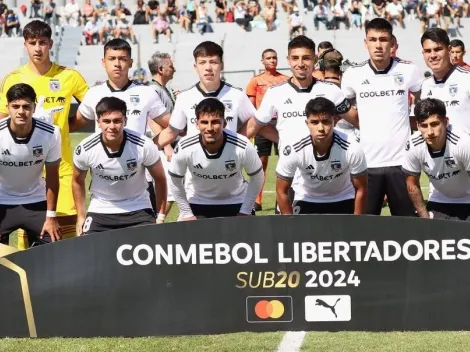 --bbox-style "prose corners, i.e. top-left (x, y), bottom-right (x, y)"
top-left (199, 131), bottom-right (227, 159)
top-left (433, 65), bottom-right (456, 84)
top-left (368, 58), bottom-right (394, 75)
top-left (196, 81), bottom-right (226, 97)
top-left (106, 80), bottom-right (134, 92)
top-left (312, 134), bottom-right (334, 161)
top-left (287, 77), bottom-right (315, 93)
top-left (8, 118), bottom-right (36, 144)
top-left (100, 130), bottom-right (127, 158)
